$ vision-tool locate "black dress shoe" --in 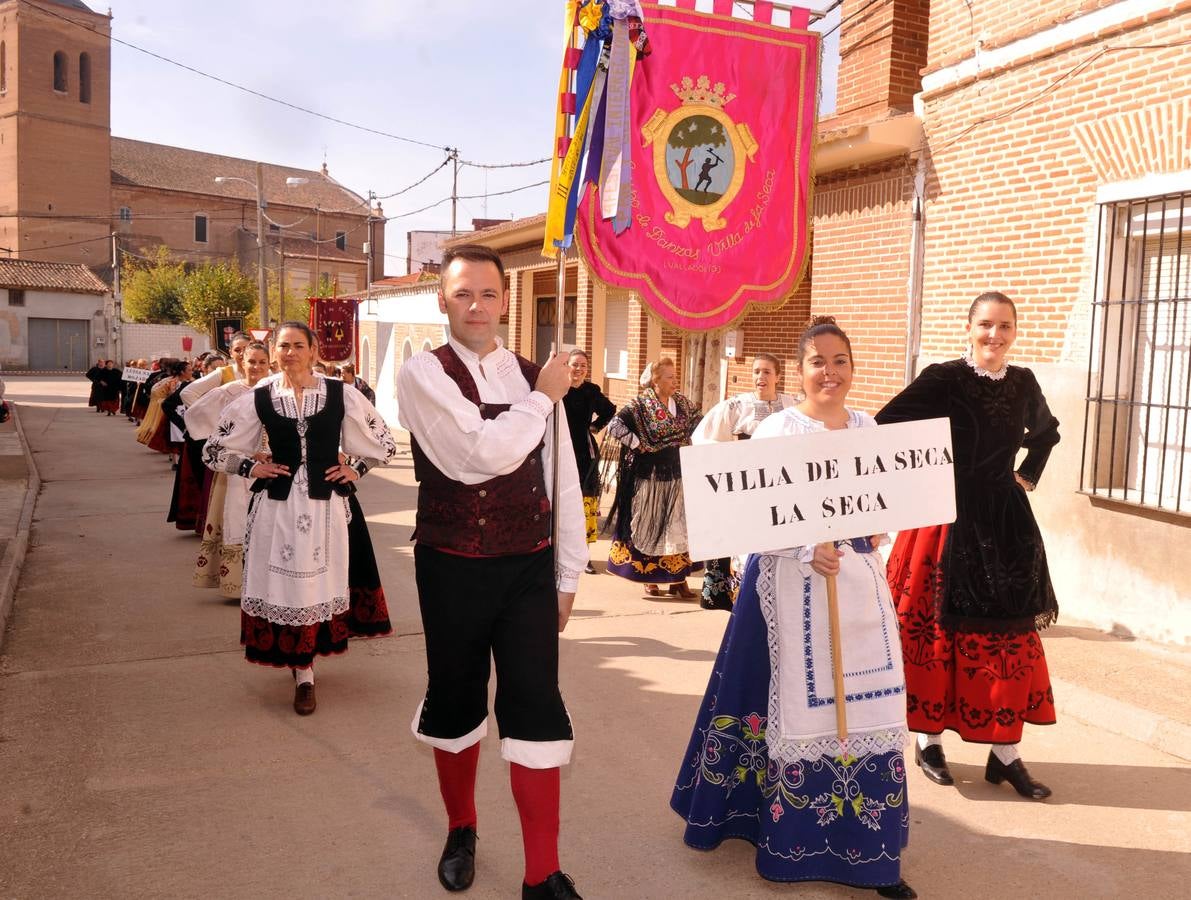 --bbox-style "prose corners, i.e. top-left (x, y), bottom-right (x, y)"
top-left (522, 871), bottom-right (582, 899)
top-left (876, 880), bottom-right (917, 899)
top-left (584, 562), bottom-right (597, 575)
top-left (914, 742), bottom-right (954, 786)
top-left (437, 826), bottom-right (477, 892)
top-left (985, 752), bottom-right (1052, 800)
